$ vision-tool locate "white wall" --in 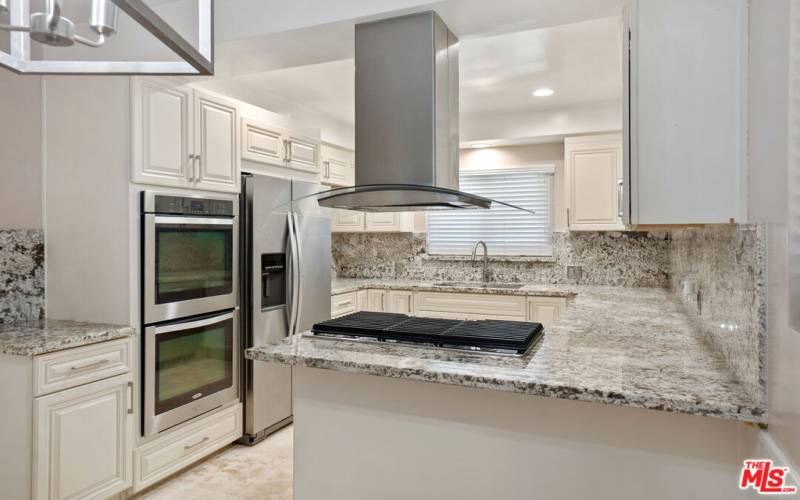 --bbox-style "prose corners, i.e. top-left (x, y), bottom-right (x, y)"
top-left (43, 76), bottom-right (131, 324)
top-left (748, 0), bottom-right (800, 476)
top-left (293, 367), bottom-right (759, 500)
top-left (460, 142), bottom-right (568, 231)
top-left (0, 71), bottom-right (43, 229)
